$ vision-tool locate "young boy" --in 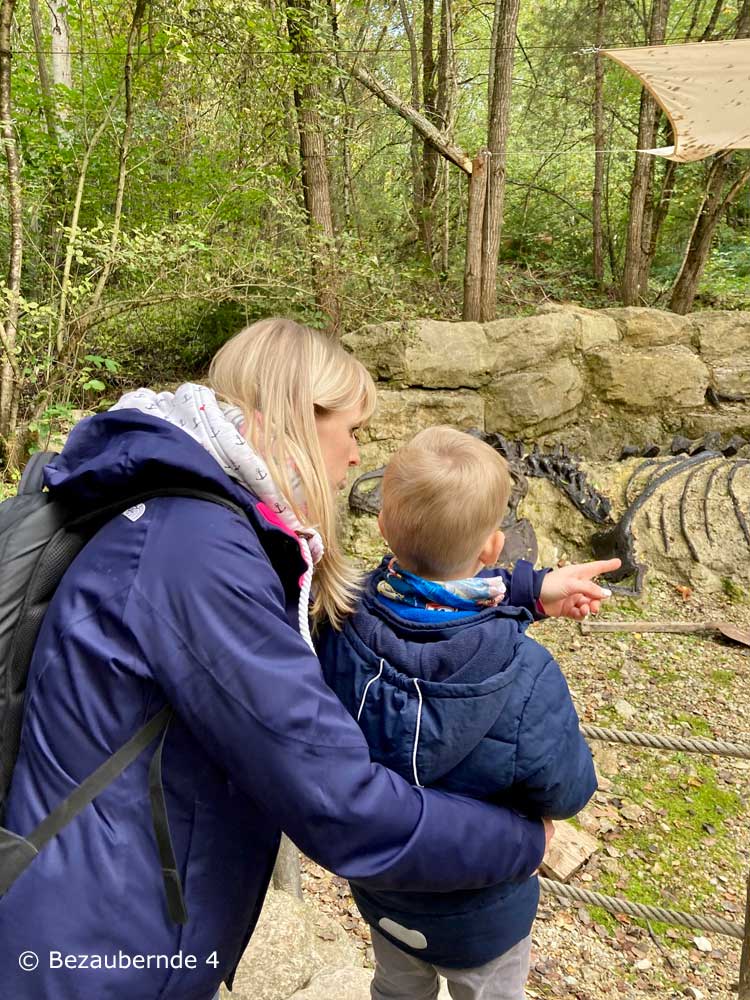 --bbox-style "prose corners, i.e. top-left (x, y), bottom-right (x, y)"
top-left (317, 426), bottom-right (602, 1000)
